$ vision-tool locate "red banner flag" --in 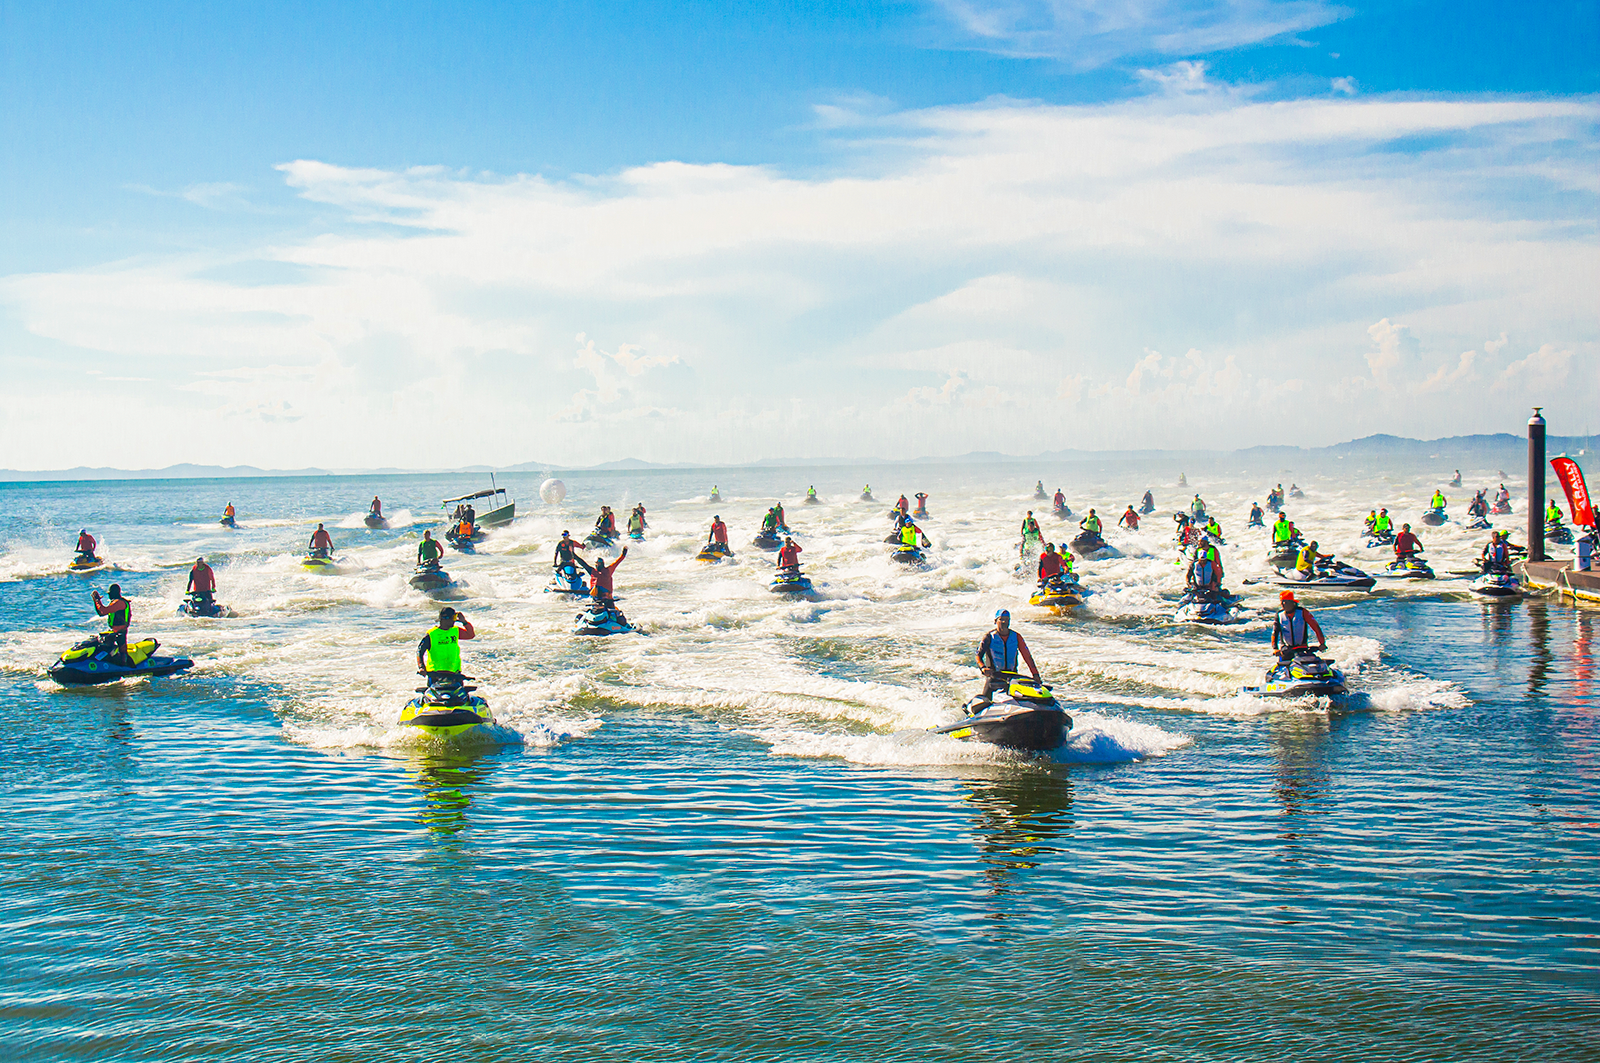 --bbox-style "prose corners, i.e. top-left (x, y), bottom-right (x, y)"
top-left (1551, 456), bottom-right (1594, 527)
